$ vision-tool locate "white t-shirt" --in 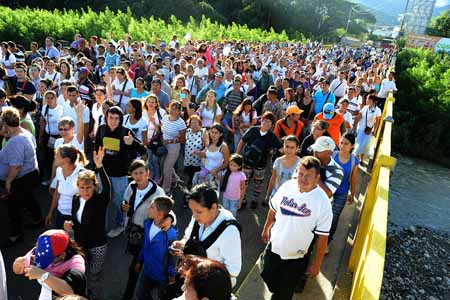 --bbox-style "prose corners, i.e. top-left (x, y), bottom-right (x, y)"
top-left (357, 105), bottom-right (382, 130)
top-left (144, 108), bottom-right (167, 138)
top-left (62, 101), bottom-right (90, 134)
top-left (54, 136), bottom-right (84, 152)
top-left (269, 180), bottom-right (332, 259)
top-left (329, 79), bottom-right (347, 98)
top-left (0, 53), bottom-right (16, 77)
top-left (185, 75), bottom-right (198, 96)
top-left (241, 111), bottom-right (257, 125)
top-left (55, 165), bottom-right (85, 215)
top-left (44, 71), bottom-right (61, 87)
top-left (123, 115), bottom-right (148, 142)
top-left (134, 183), bottom-right (152, 211)
top-left (112, 78), bottom-right (134, 106)
top-left (194, 67), bottom-right (209, 89)
top-left (199, 105), bottom-right (222, 128)
top-left (91, 103), bottom-right (104, 136)
top-left (56, 95), bottom-right (67, 106)
top-left (76, 198), bottom-right (87, 223)
top-left (149, 221), bottom-right (161, 241)
top-left (42, 104), bottom-right (64, 135)
top-left (377, 79), bottom-right (397, 98)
